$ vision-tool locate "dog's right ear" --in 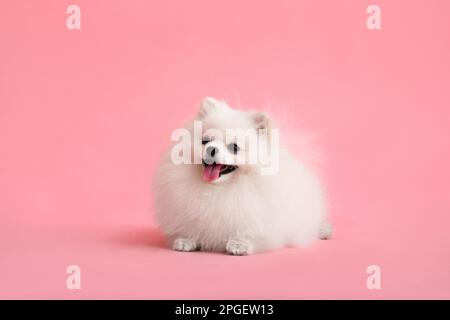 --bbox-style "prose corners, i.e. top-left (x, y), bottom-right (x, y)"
top-left (251, 111), bottom-right (271, 131)
top-left (198, 97), bottom-right (222, 118)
